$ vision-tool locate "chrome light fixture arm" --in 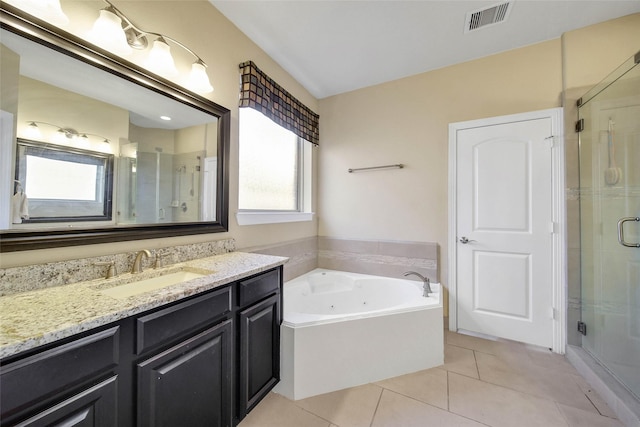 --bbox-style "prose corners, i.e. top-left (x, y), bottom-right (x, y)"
top-left (101, 0), bottom-right (206, 65)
